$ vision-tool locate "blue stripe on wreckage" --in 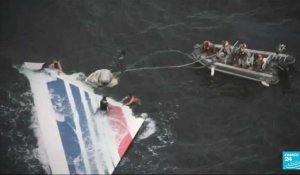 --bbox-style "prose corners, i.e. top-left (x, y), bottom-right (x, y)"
top-left (47, 78), bottom-right (86, 174)
top-left (70, 85), bottom-right (98, 174)
top-left (84, 91), bottom-right (95, 114)
top-left (84, 91), bottom-right (110, 174)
